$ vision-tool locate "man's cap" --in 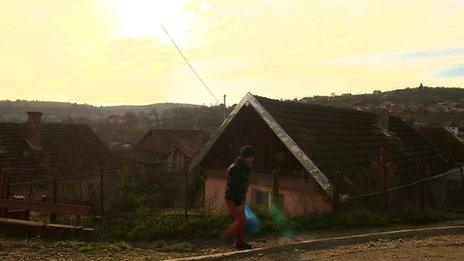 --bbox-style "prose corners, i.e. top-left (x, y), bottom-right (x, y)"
top-left (240, 145), bottom-right (255, 158)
